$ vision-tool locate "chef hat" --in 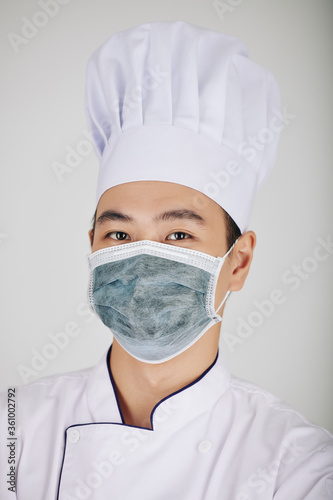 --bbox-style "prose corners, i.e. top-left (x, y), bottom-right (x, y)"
top-left (85, 21), bottom-right (281, 233)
